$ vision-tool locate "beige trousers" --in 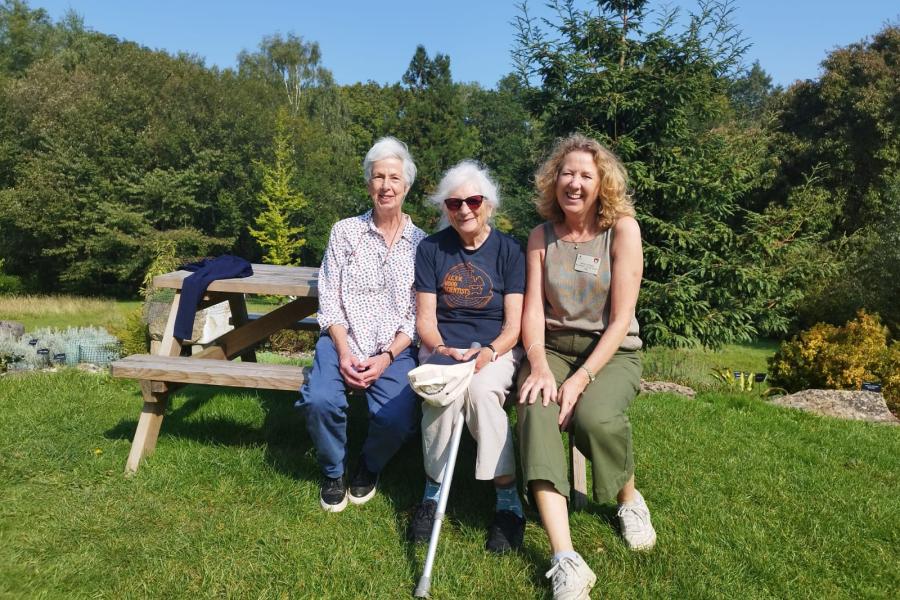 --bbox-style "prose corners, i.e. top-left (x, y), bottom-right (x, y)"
top-left (419, 346), bottom-right (523, 482)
